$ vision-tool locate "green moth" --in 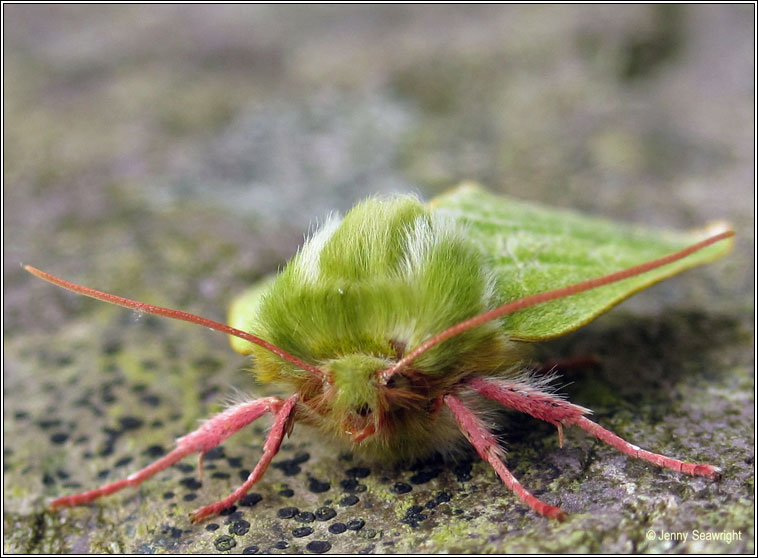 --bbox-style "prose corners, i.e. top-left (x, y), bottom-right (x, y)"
top-left (26, 183), bottom-right (734, 522)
